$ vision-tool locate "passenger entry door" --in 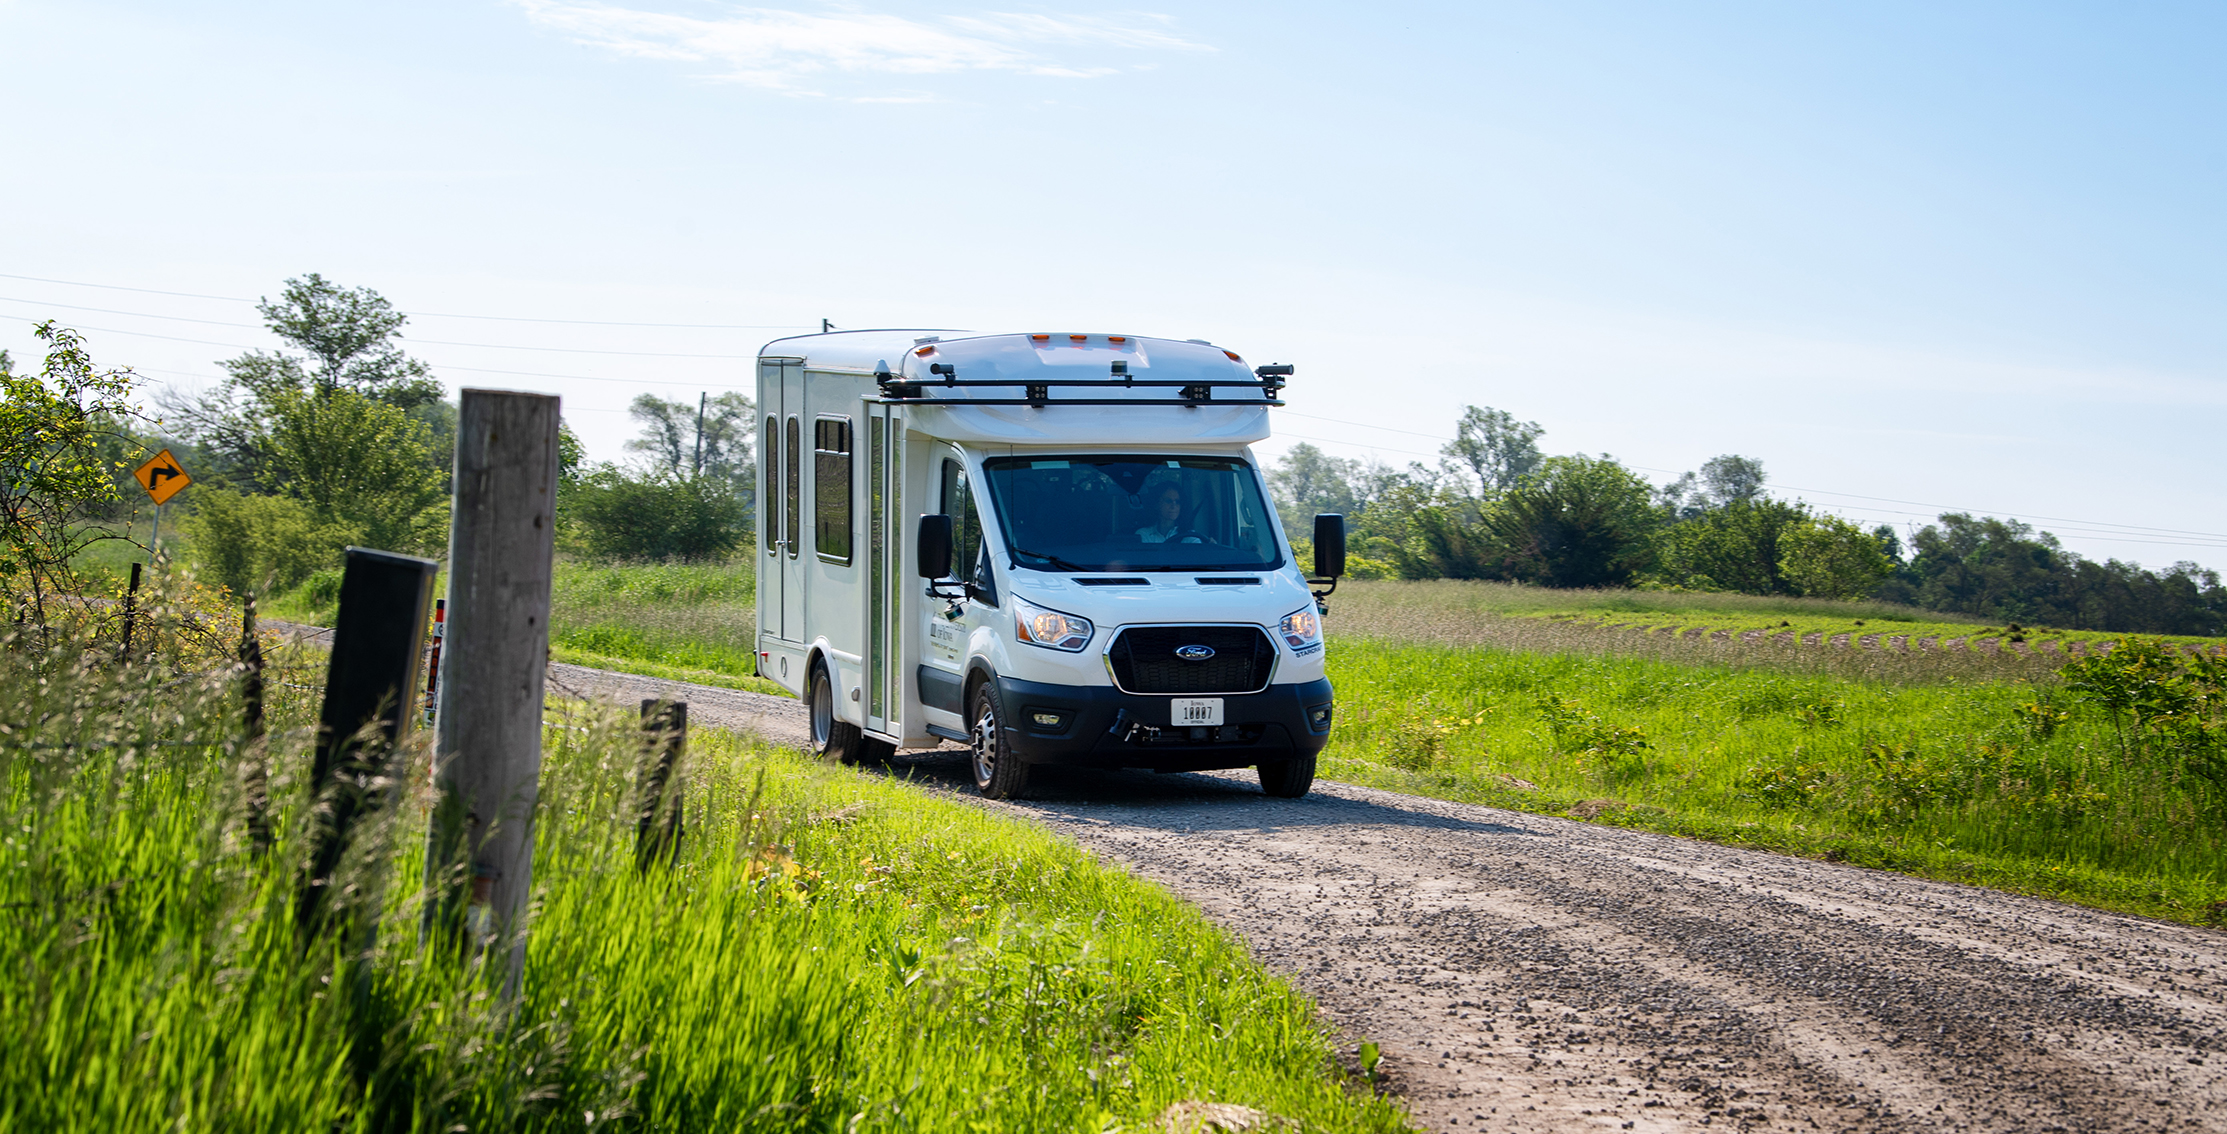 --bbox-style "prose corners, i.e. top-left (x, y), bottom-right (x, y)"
top-left (917, 450), bottom-right (981, 729)
top-left (863, 403), bottom-right (906, 737)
